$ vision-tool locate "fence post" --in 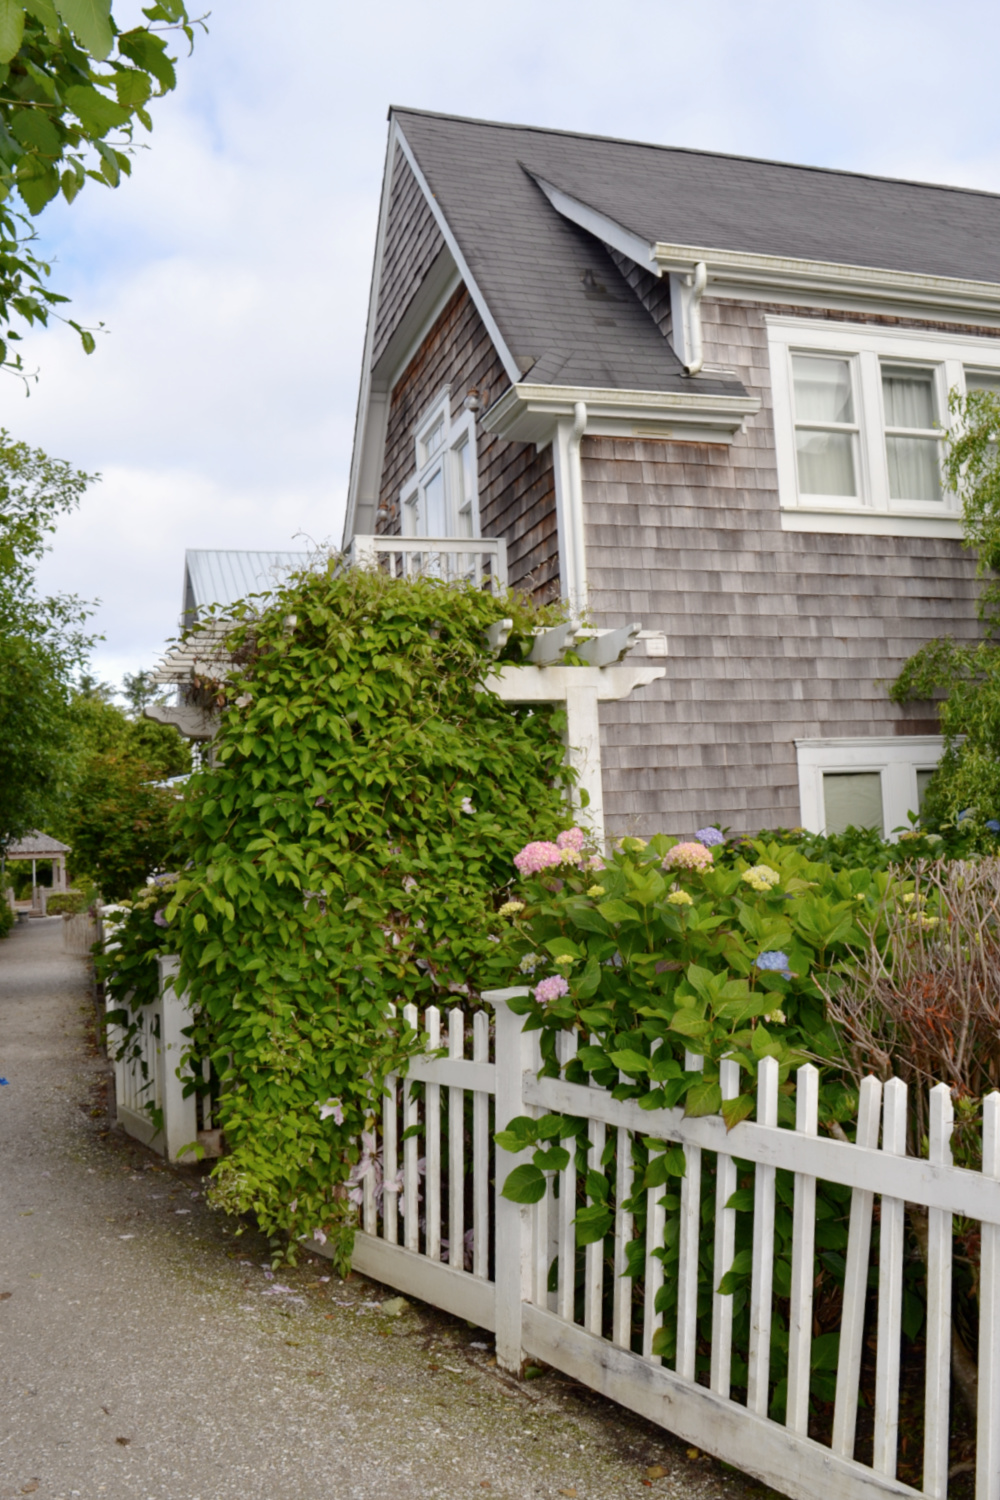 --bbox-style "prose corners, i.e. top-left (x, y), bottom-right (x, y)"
top-left (157, 955), bottom-right (198, 1163)
top-left (483, 986), bottom-right (533, 1377)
